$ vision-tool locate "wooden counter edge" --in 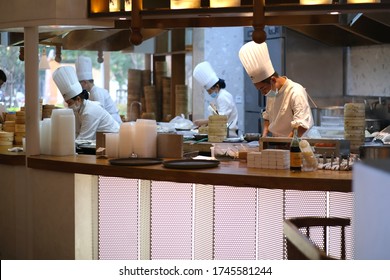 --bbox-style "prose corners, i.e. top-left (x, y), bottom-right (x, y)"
top-left (26, 154), bottom-right (352, 193)
top-left (0, 153), bottom-right (26, 166)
